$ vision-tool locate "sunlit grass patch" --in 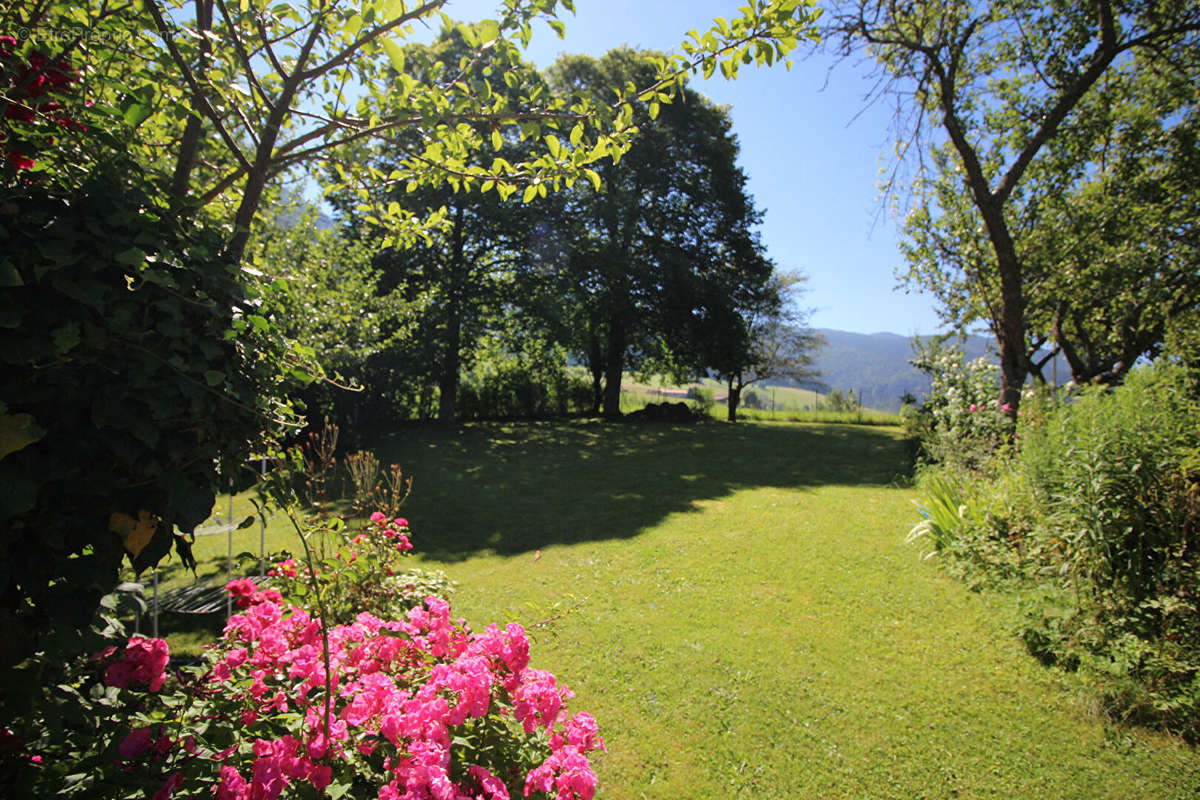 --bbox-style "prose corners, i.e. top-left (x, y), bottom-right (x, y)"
top-left (144, 420), bottom-right (1199, 797)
